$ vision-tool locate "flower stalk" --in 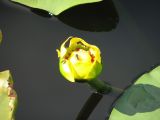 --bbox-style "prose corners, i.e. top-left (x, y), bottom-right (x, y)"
top-left (88, 79), bottom-right (111, 94)
top-left (76, 92), bottom-right (103, 120)
top-left (88, 79), bottom-right (123, 94)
